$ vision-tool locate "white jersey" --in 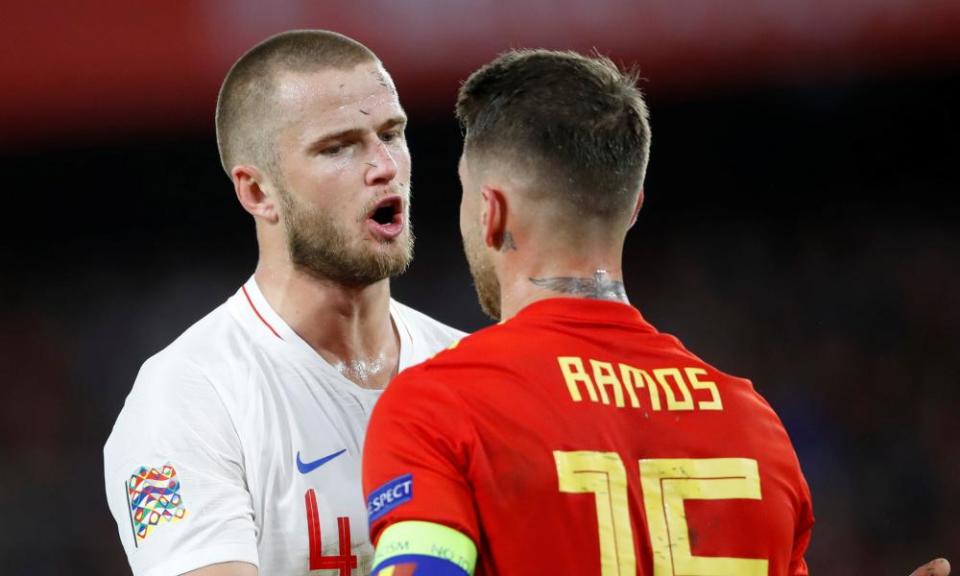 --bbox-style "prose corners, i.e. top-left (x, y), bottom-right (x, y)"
top-left (104, 278), bottom-right (464, 576)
